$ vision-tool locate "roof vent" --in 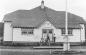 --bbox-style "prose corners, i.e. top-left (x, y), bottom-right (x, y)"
top-left (41, 0), bottom-right (44, 9)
